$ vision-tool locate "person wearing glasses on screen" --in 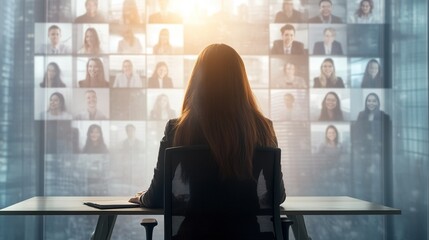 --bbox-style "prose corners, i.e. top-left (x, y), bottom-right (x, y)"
top-left (312, 28), bottom-right (343, 55)
top-left (117, 27), bottom-right (143, 53)
top-left (149, 94), bottom-right (176, 120)
top-left (274, 0), bottom-right (305, 23)
top-left (113, 60), bottom-right (142, 88)
top-left (79, 58), bottom-right (109, 88)
top-left (349, 0), bottom-right (377, 24)
top-left (81, 124), bottom-right (109, 154)
top-left (272, 62), bottom-right (307, 88)
top-left (39, 25), bottom-right (71, 54)
top-left (148, 0), bottom-right (182, 24)
top-left (361, 59), bottom-right (383, 88)
top-left (318, 91), bottom-right (348, 121)
top-left (318, 125), bottom-right (343, 161)
top-left (308, 0), bottom-right (343, 24)
top-left (153, 28), bottom-right (173, 54)
top-left (313, 58), bottom-right (345, 88)
top-left (40, 92), bottom-right (72, 120)
top-left (271, 24), bottom-right (305, 55)
top-left (75, 90), bottom-right (107, 120)
top-left (147, 61), bottom-right (173, 88)
top-left (75, 0), bottom-right (106, 23)
top-left (39, 62), bottom-right (66, 88)
top-left (122, 0), bottom-right (142, 25)
top-left (78, 28), bottom-right (103, 54)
